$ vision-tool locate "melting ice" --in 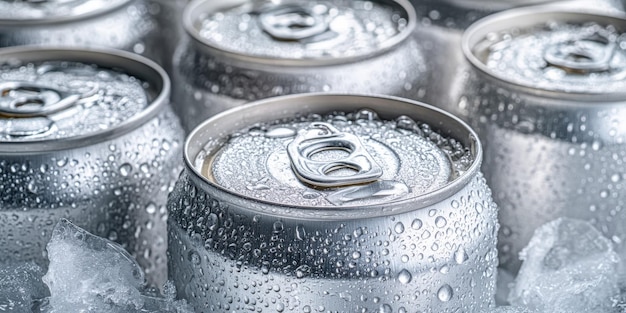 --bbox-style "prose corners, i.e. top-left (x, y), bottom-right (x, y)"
top-left (1, 219), bottom-right (192, 313)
